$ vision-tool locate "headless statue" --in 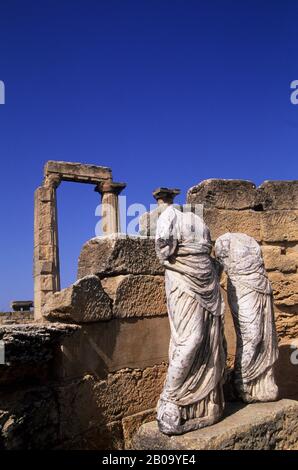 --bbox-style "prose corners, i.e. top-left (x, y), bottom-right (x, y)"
top-left (155, 205), bottom-right (226, 435)
top-left (215, 232), bottom-right (279, 403)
